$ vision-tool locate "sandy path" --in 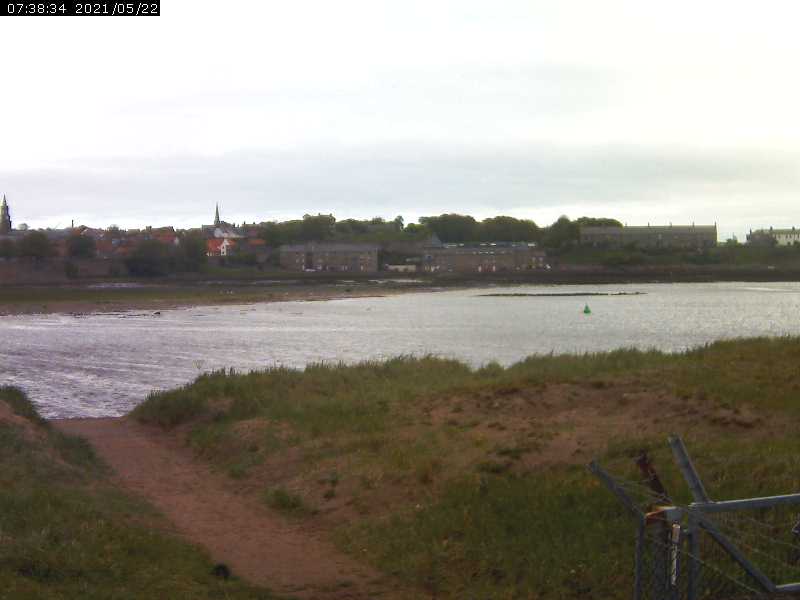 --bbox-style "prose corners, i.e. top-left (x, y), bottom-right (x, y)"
top-left (53, 417), bottom-right (401, 600)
